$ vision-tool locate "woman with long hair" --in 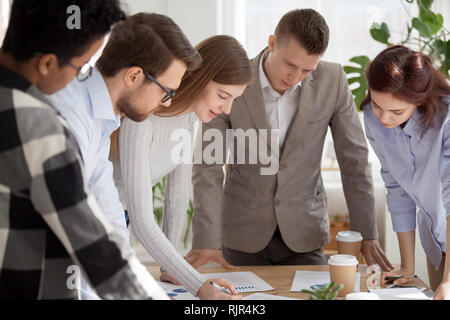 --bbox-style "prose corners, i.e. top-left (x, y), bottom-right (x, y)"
top-left (362, 45), bottom-right (450, 299)
top-left (111, 35), bottom-right (251, 300)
